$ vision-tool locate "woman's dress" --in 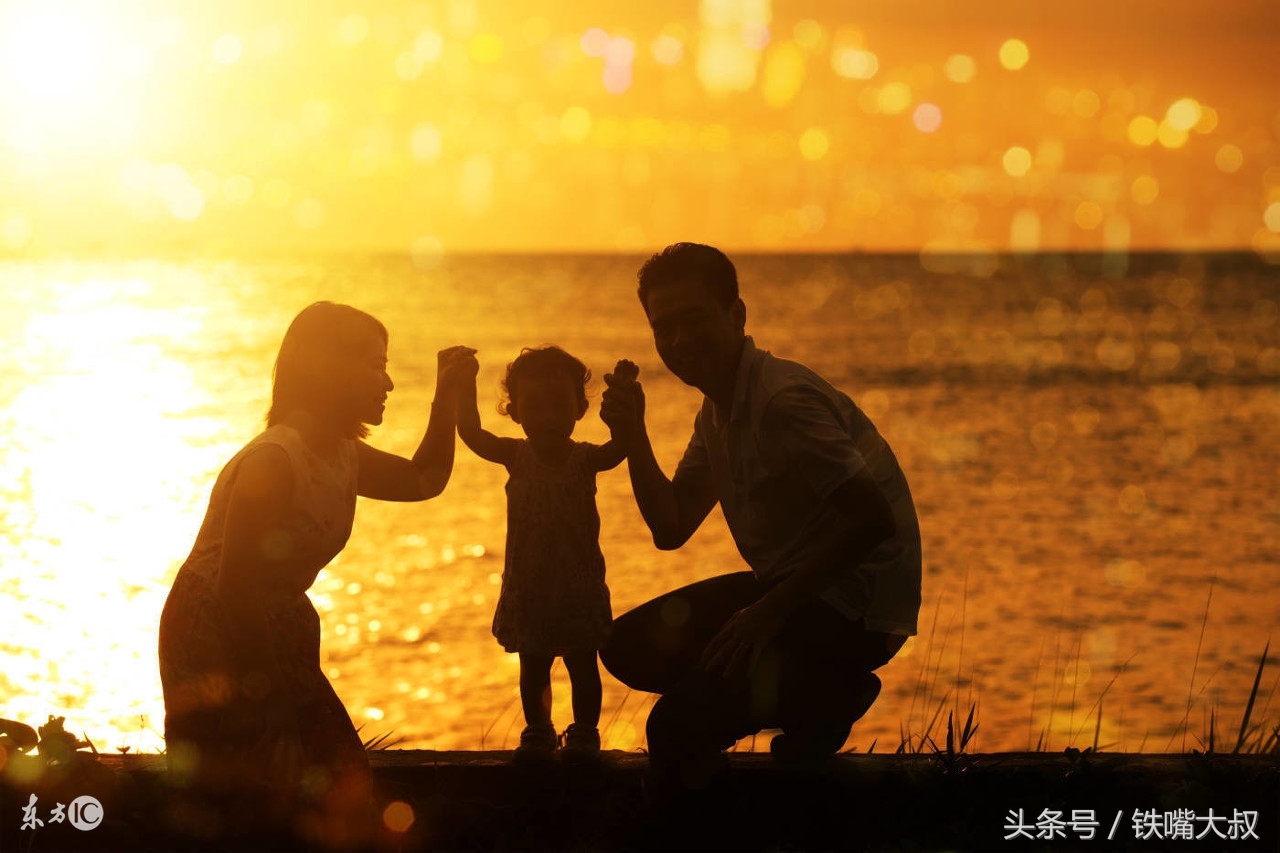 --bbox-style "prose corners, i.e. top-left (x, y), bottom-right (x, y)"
top-left (158, 424), bottom-right (368, 824)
